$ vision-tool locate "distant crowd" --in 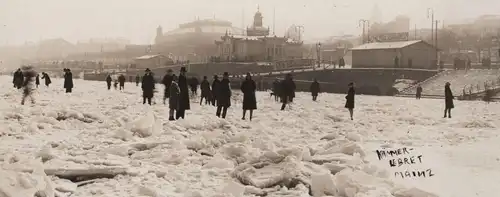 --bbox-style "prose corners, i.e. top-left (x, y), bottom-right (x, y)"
top-left (12, 66), bottom-right (358, 121)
